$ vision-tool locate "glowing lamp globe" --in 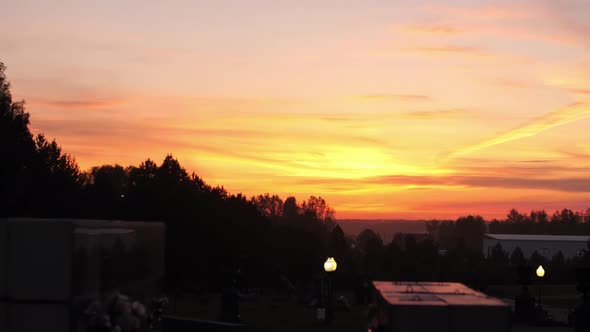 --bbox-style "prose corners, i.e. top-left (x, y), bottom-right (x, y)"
top-left (324, 257), bottom-right (337, 273)
top-left (536, 265), bottom-right (545, 278)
